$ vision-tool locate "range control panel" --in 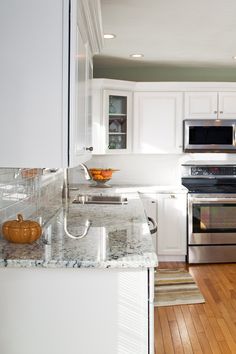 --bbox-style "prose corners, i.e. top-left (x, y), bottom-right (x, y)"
top-left (191, 166), bottom-right (236, 176)
top-left (181, 164), bottom-right (236, 178)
